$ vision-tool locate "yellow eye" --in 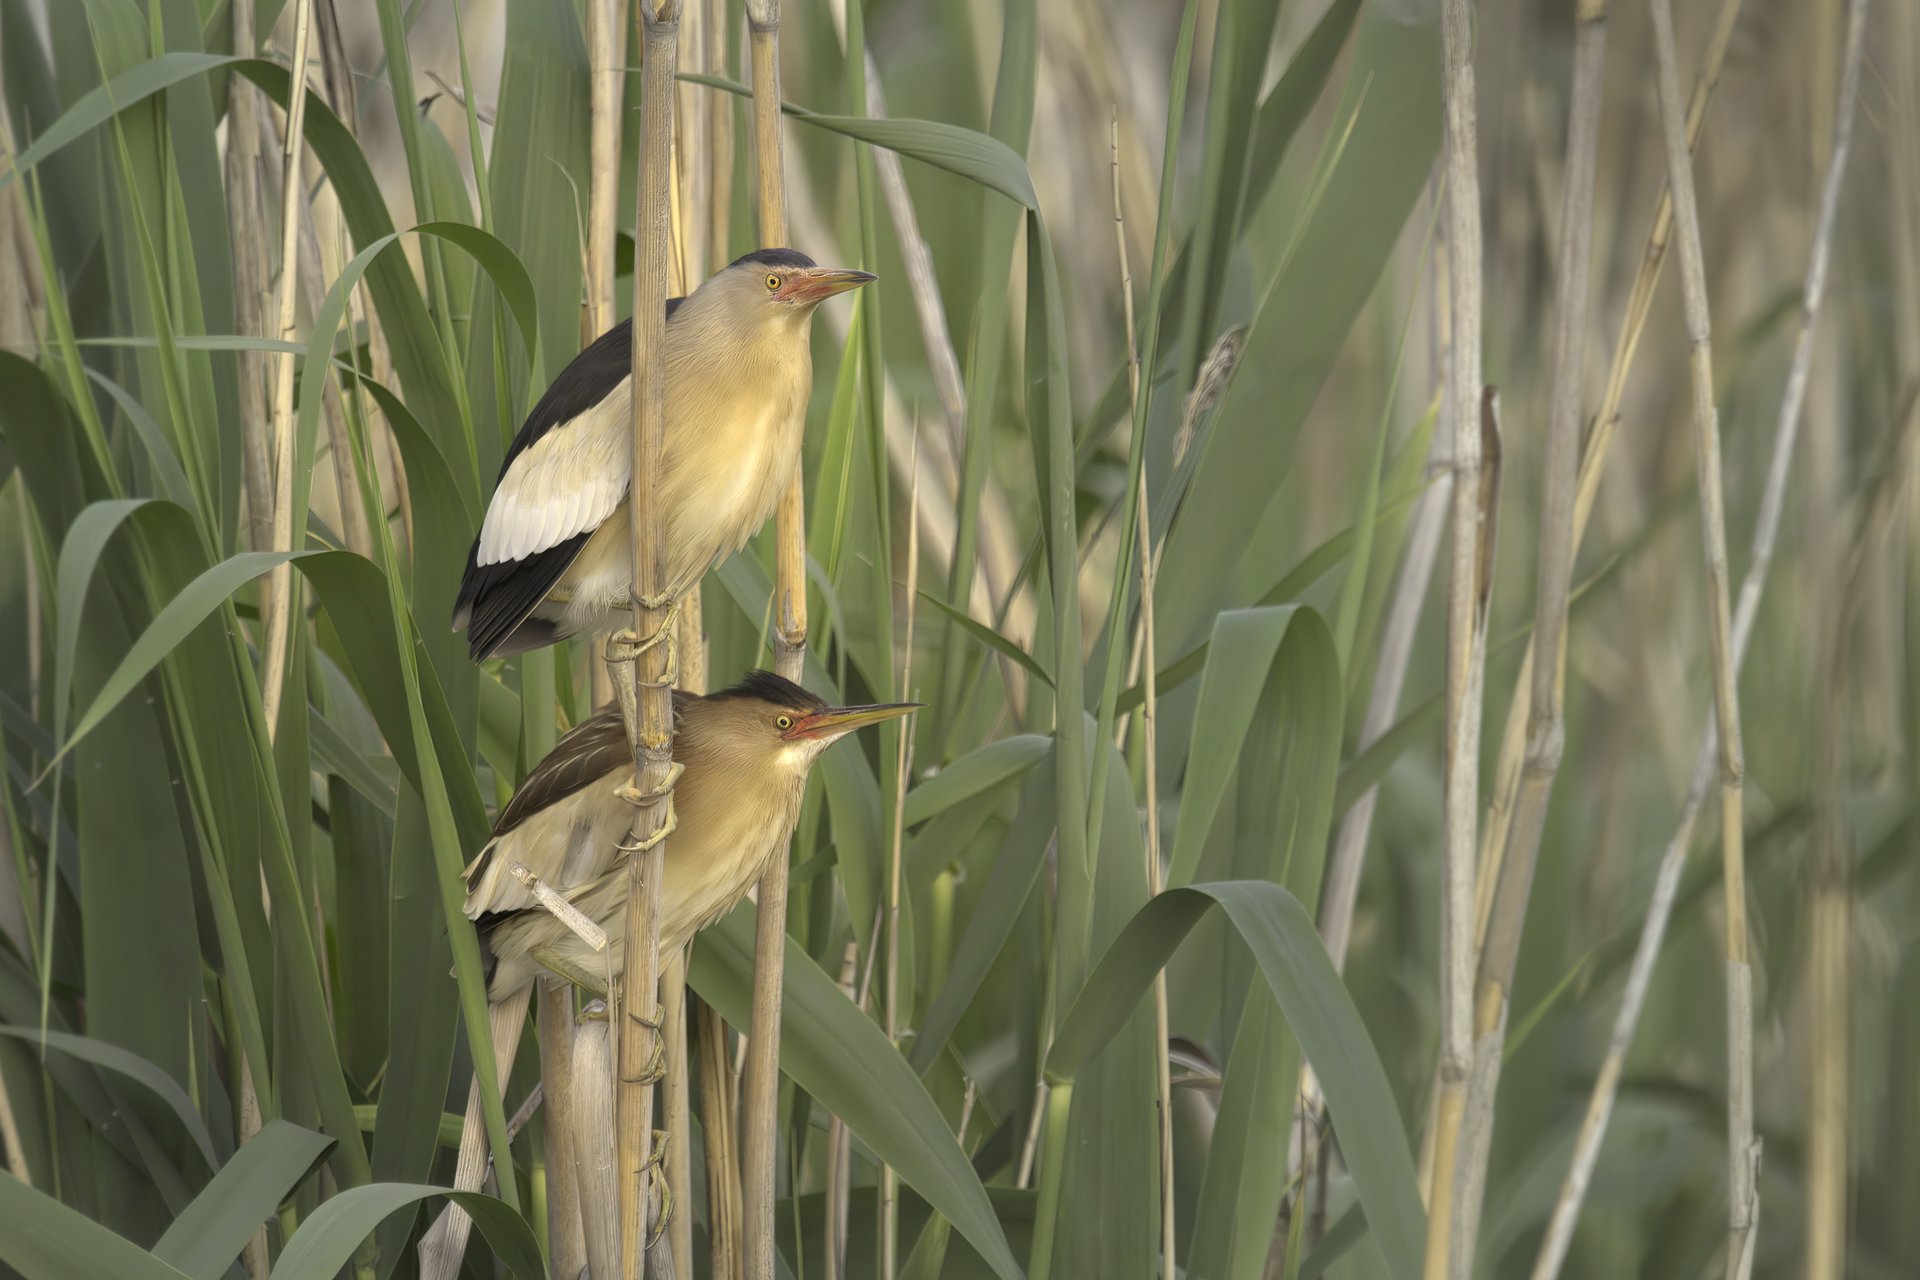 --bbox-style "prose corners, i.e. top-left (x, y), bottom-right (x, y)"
top-left (766, 273), bottom-right (781, 291)
top-left (775, 714), bottom-right (793, 730)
